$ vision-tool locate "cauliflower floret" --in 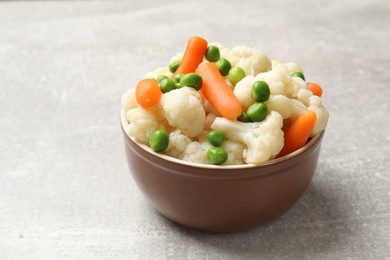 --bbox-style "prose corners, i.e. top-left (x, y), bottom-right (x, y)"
top-left (266, 81), bottom-right (286, 96)
top-left (211, 111), bottom-right (284, 164)
top-left (223, 46), bottom-right (271, 76)
top-left (164, 130), bottom-right (192, 159)
top-left (233, 76), bottom-right (257, 111)
top-left (180, 139), bottom-right (244, 165)
top-left (272, 63), bottom-right (306, 98)
top-left (296, 88), bottom-right (313, 105)
top-left (121, 87), bottom-right (137, 111)
top-left (143, 66), bottom-right (172, 80)
top-left (289, 77), bottom-right (308, 98)
top-left (182, 141), bottom-right (213, 164)
top-left (308, 96), bottom-right (329, 136)
top-left (160, 87), bottom-right (205, 137)
top-left (178, 128), bottom-right (244, 165)
top-left (233, 65), bottom-right (302, 111)
top-left (221, 140), bottom-right (245, 165)
top-left (126, 106), bottom-right (167, 144)
top-left (253, 63), bottom-right (306, 98)
top-left (297, 89), bottom-right (329, 136)
top-left (256, 66), bottom-right (292, 96)
top-left (273, 62), bottom-right (303, 75)
top-left (267, 95), bottom-right (307, 120)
